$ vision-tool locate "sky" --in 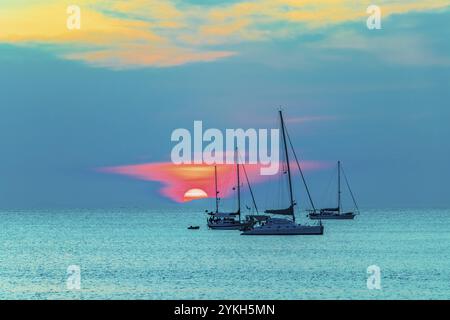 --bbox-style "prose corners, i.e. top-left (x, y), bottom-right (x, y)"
top-left (0, 1), bottom-right (449, 209)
